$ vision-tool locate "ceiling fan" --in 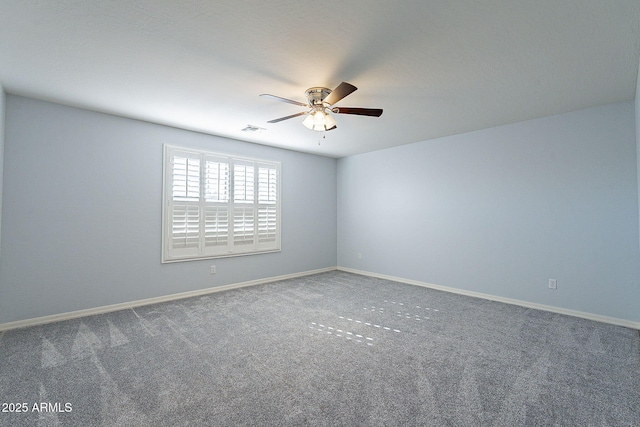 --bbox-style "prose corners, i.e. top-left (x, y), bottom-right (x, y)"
top-left (260, 82), bottom-right (383, 131)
